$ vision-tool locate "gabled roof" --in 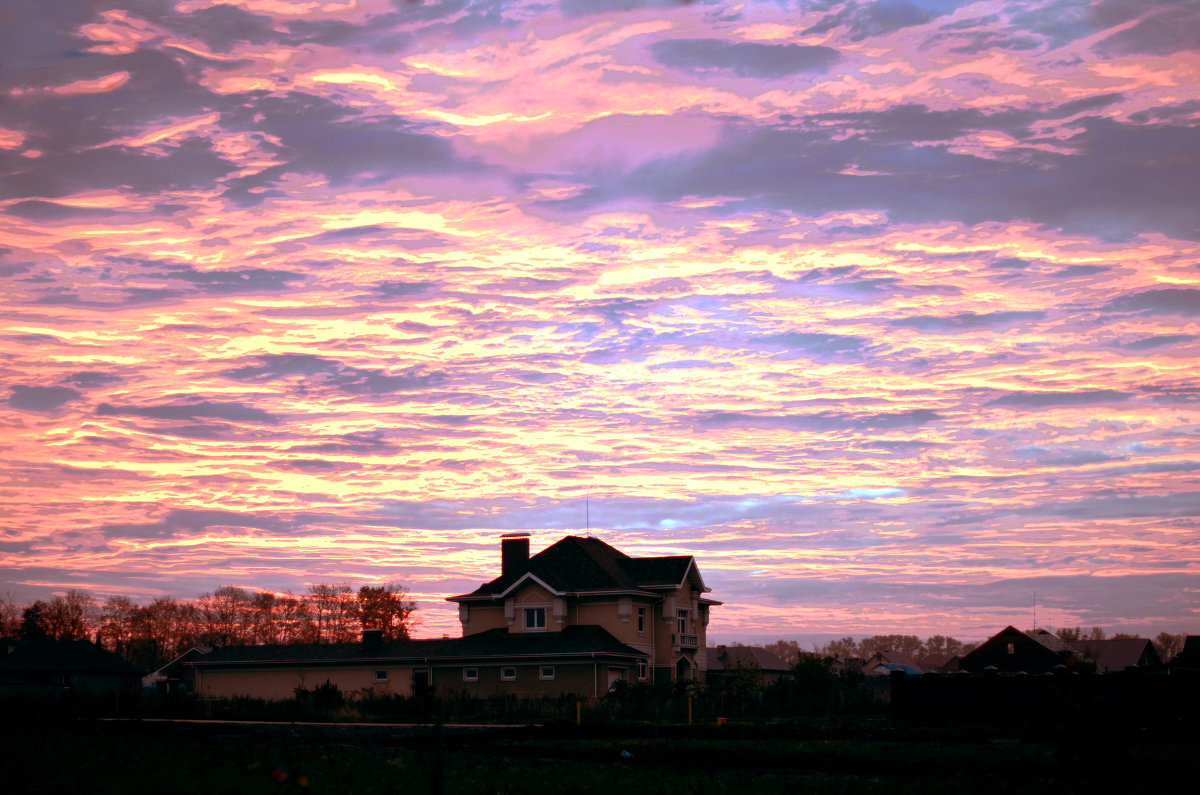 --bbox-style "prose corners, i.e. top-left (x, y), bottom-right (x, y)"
top-left (1070, 638), bottom-right (1161, 671)
top-left (1026, 628), bottom-right (1077, 655)
top-left (190, 625), bottom-right (644, 667)
top-left (706, 645), bottom-right (791, 673)
top-left (450, 536), bottom-right (704, 601)
top-left (0, 640), bottom-right (143, 677)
